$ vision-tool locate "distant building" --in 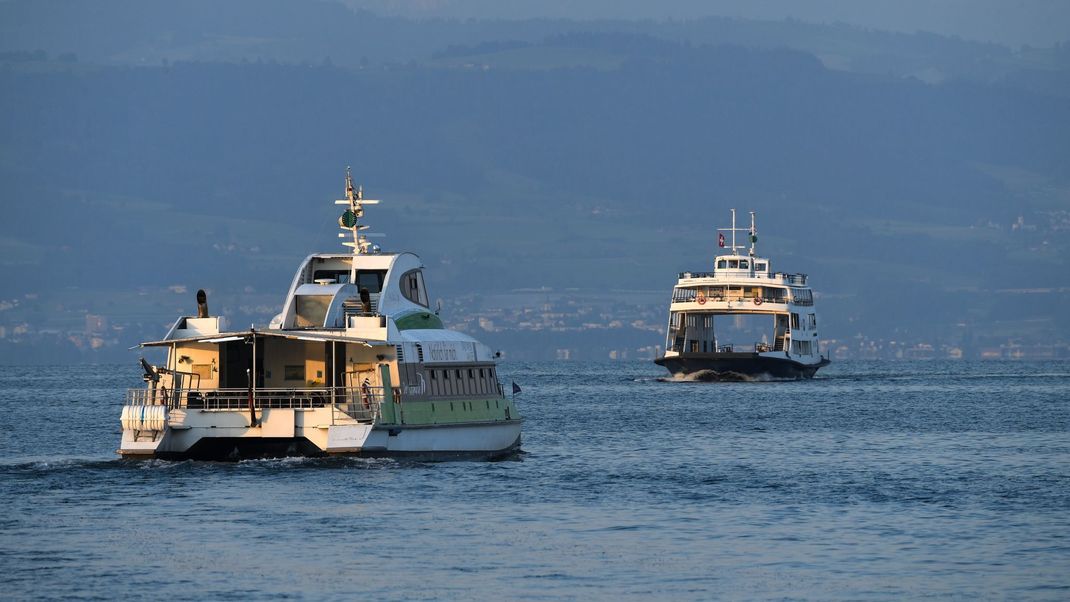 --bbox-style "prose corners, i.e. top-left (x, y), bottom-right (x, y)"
top-left (86, 314), bottom-right (108, 335)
